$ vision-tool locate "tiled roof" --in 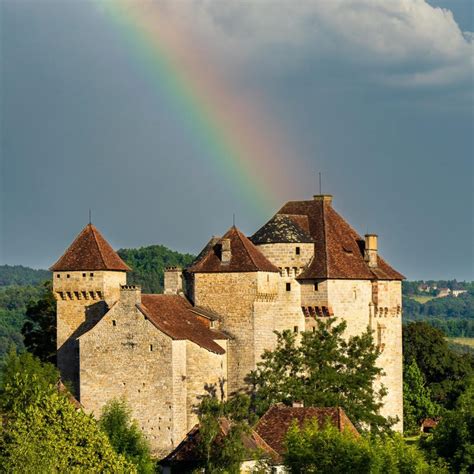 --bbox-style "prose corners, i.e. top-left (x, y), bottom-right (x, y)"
top-left (277, 197), bottom-right (404, 280)
top-left (50, 224), bottom-right (131, 272)
top-left (250, 214), bottom-right (314, 244)
top-left (255, 404), bottom-right (359, 456)
top-left (139, 294), bottom-right (228, 354)
top-left (187, 226), bottom-right (279, 273)
top-left (161, 418), bottom-right (278, 465)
